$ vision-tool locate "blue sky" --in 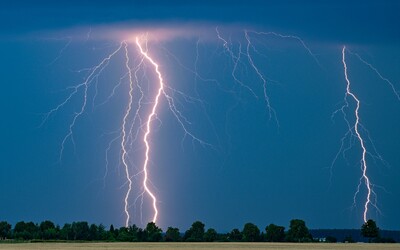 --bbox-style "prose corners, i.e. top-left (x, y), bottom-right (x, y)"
top-left (0, 1), bottom-right (399, 231)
